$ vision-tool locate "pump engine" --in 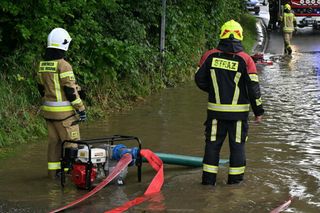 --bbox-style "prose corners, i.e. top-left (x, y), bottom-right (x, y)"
top-left (61, 135), bottom-right (142, 189)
